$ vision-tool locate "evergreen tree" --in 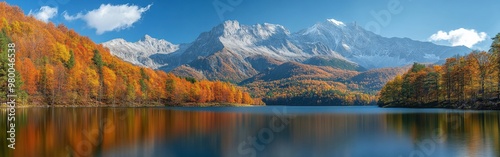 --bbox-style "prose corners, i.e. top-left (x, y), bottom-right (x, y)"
top-left (139, 68), bottom-right (149, 101)
top-left (0, 30), bottom-right (25, 103)
top-left (65, 50), bottom-right (75, 69)
top-left (92, 50), bottom-right (104, 71)
top-left (92, 50), bottom-right (104, 102)
top-left (0, 30), bottom-right (10, 102)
